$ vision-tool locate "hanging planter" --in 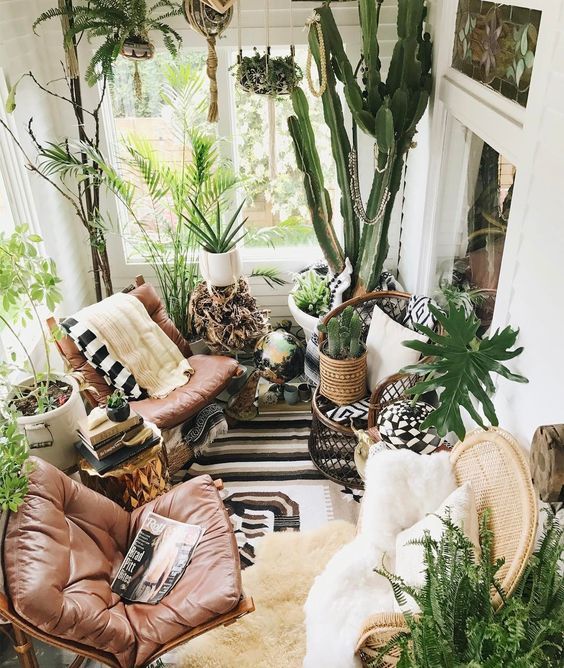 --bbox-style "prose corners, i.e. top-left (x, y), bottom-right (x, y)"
top-left (236, 47), bottom-right (303, 97)
top-left (233, 0), bottom-right (302, 98)
top-left (184, 0), bottom-right (233, 122)
top-left (120, 33), bottom-right (156, 99)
